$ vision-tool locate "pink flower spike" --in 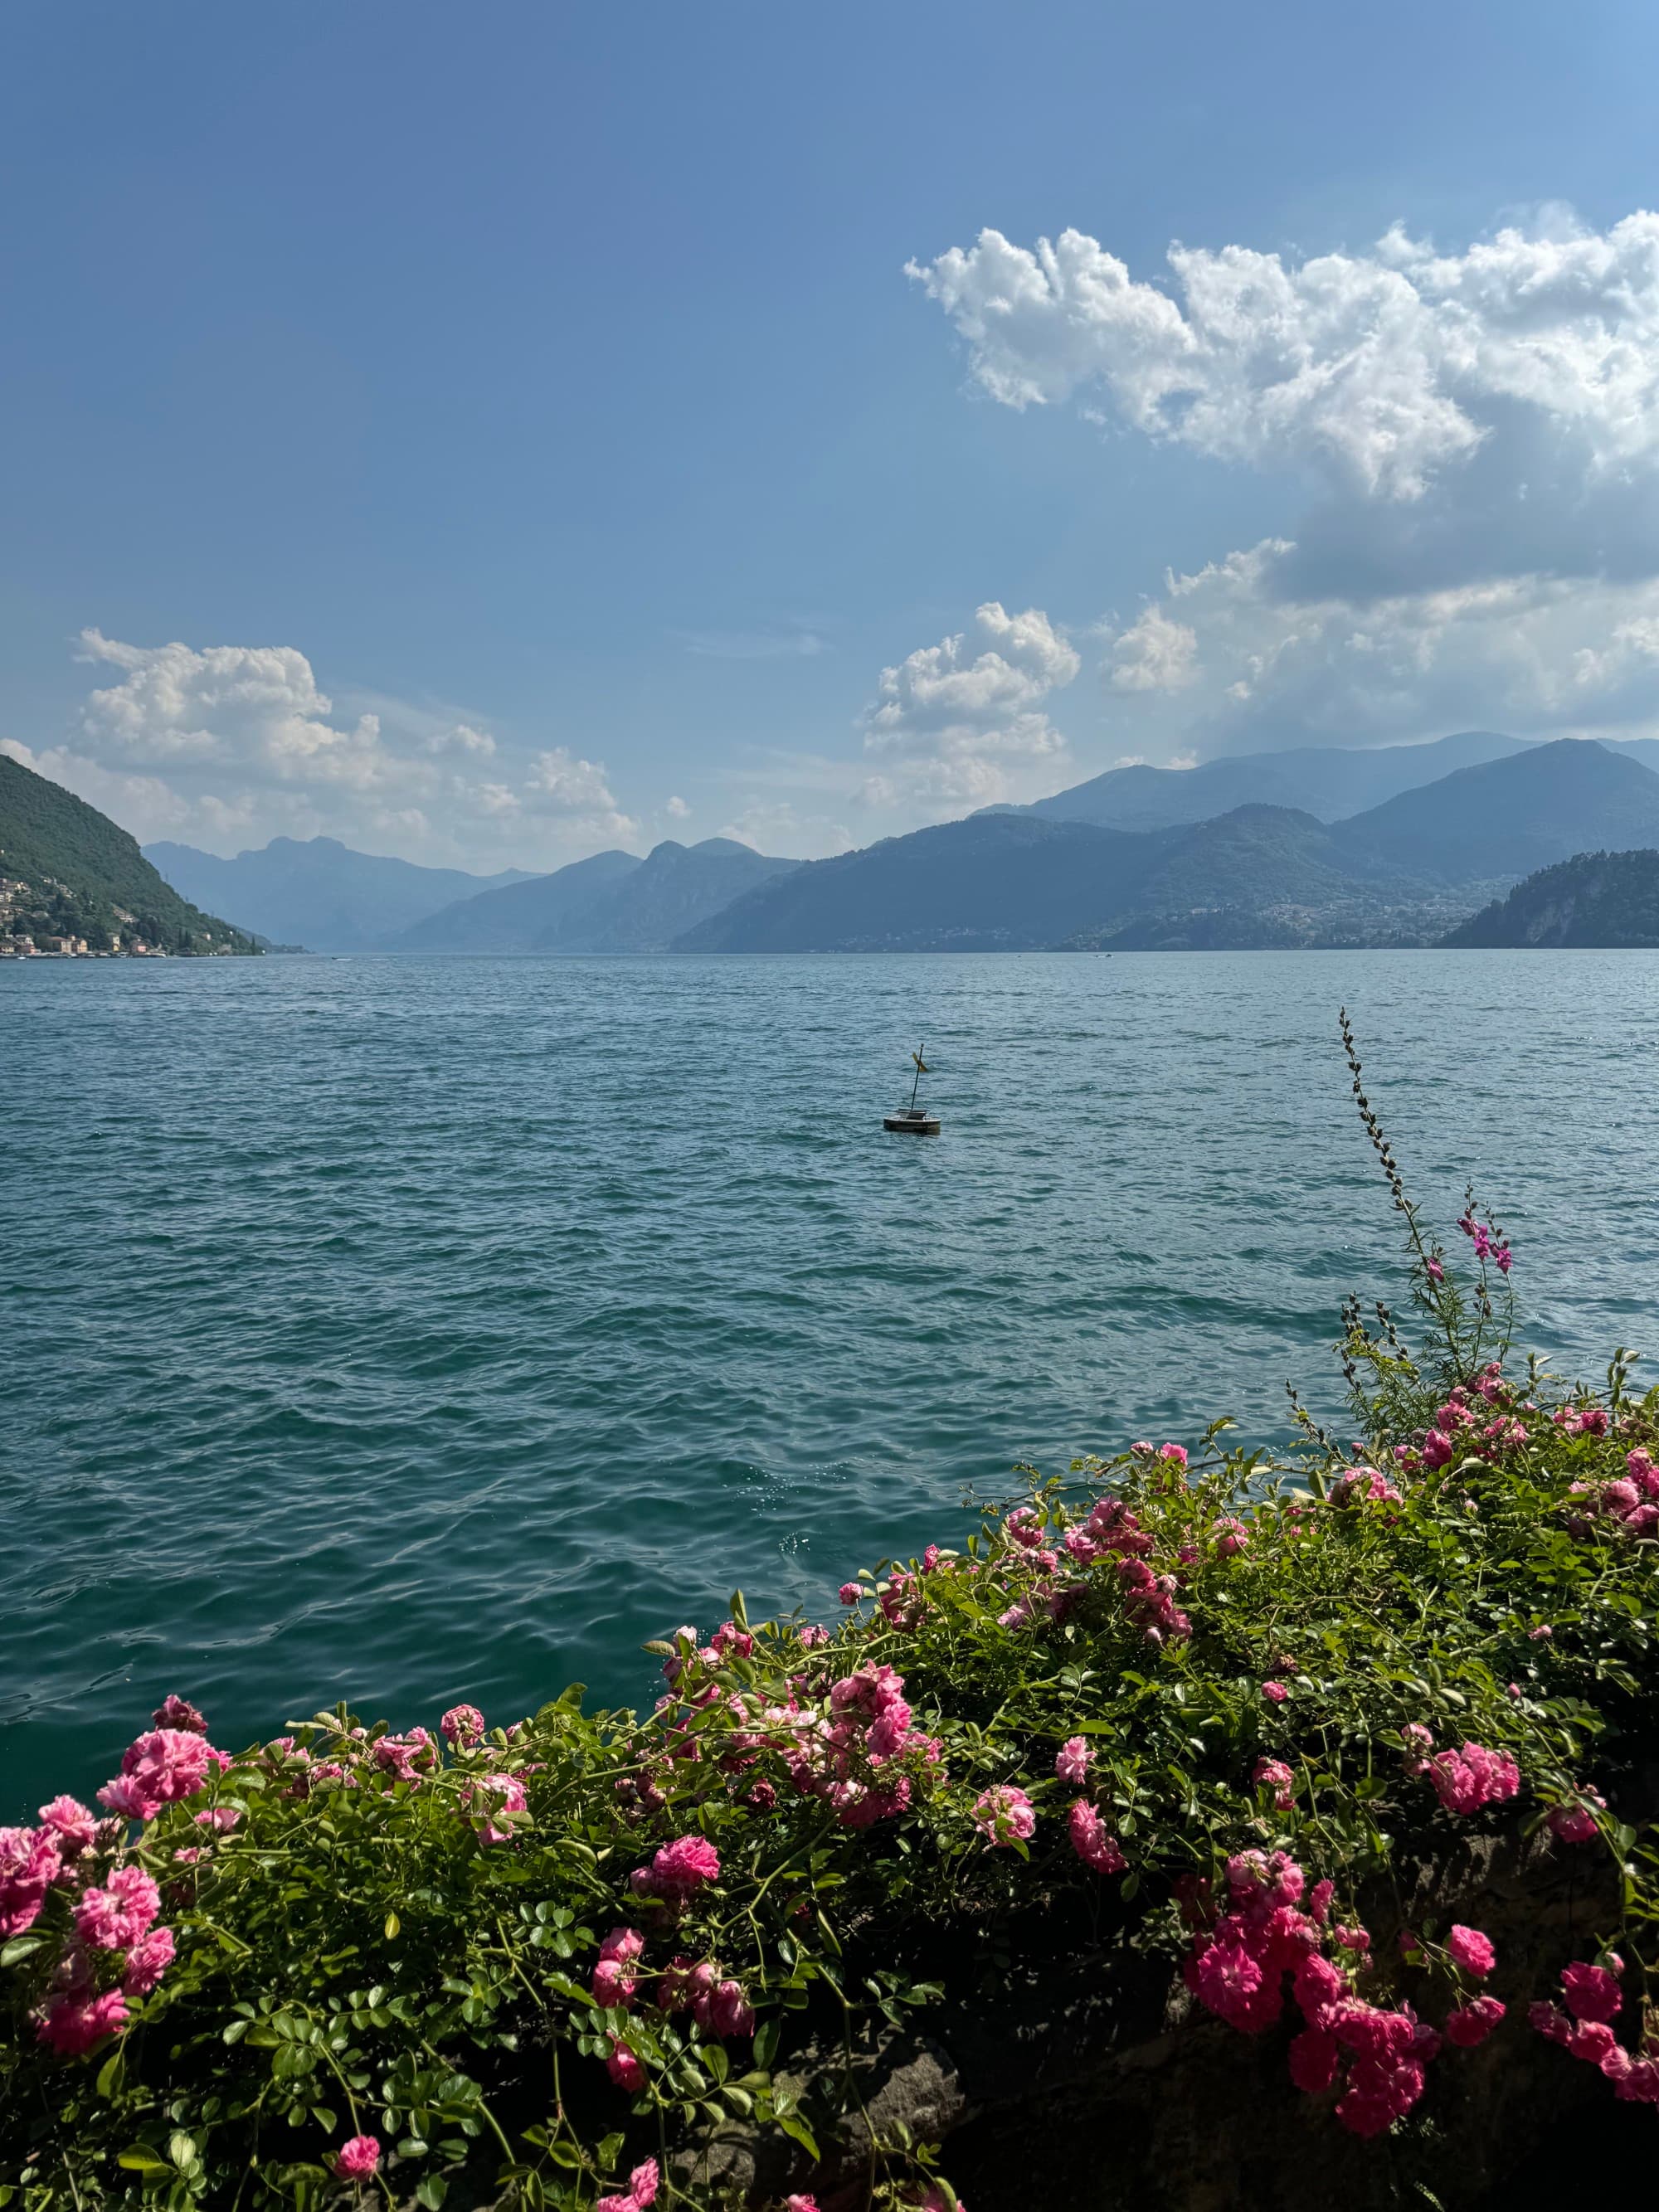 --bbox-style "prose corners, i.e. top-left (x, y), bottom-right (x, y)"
top-left (1261, 1680), bottom-right (1289, 1705)
top-left (440, 1703), bottom-right (485, 1748)
top-left (838, 1583), bottom-right (862, 1606)
top-left (628, 2156), bottom-right (660, 2207)
top-left (1158, 1444), bottom-right (1189, 1468)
